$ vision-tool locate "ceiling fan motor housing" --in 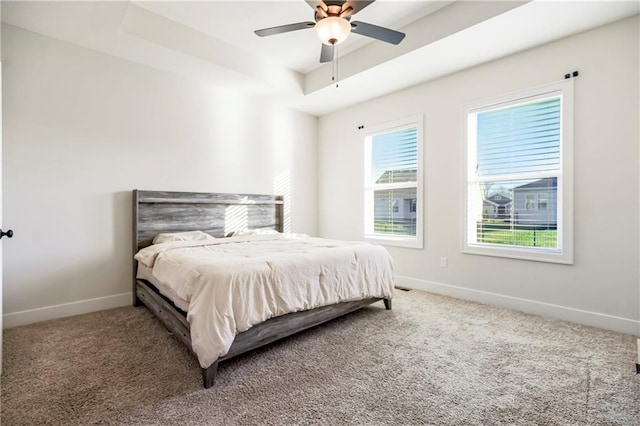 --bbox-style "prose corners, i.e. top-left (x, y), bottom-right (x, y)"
top-left (315, 3), bottom-right (352, 22)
